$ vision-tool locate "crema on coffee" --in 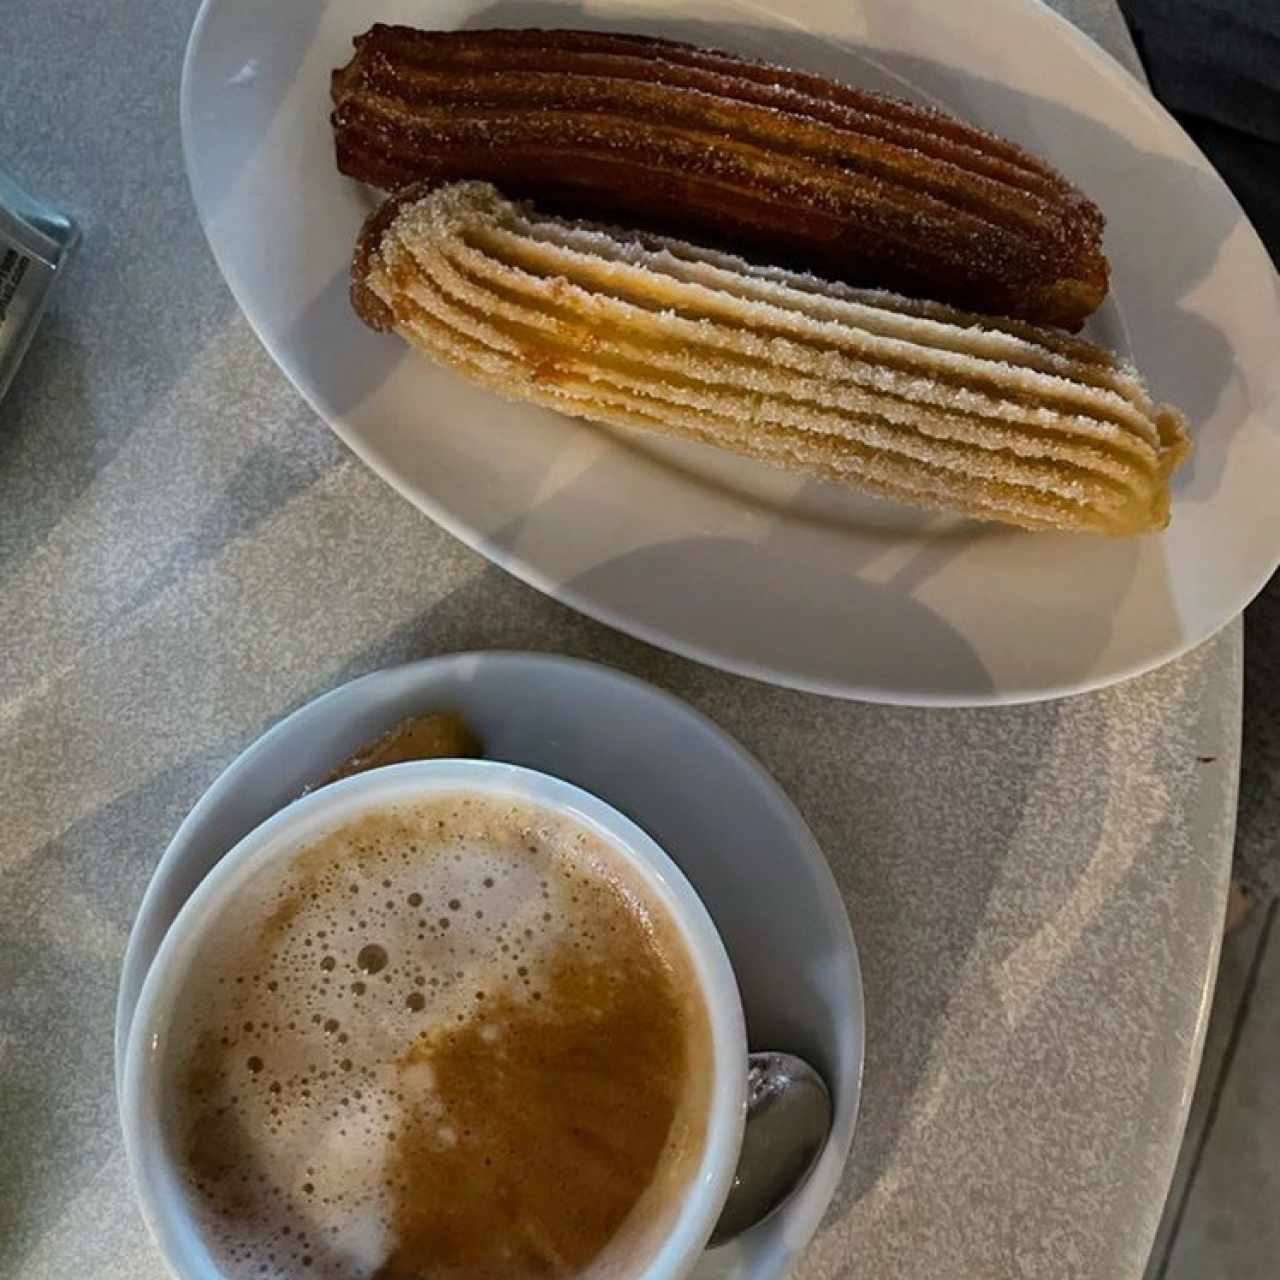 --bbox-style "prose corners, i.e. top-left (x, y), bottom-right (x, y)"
top-left (164, 792), bottom-right (713, 1279)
